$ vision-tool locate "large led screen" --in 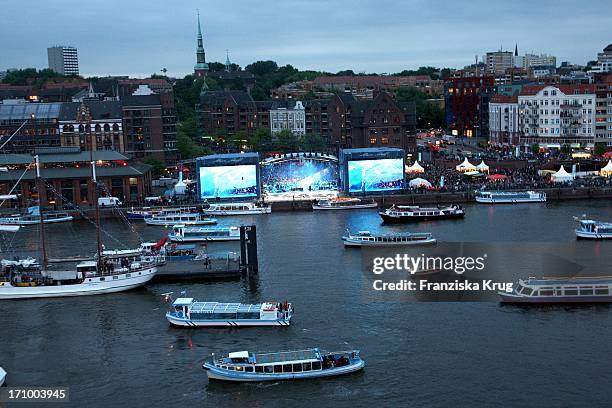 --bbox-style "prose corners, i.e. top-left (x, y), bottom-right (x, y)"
top-left (199, 165), bottom-right (257, 199)
top-left (347, 158), bottom-right (404, 192)
top-left (262, 159), bottom-right (339, 194)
